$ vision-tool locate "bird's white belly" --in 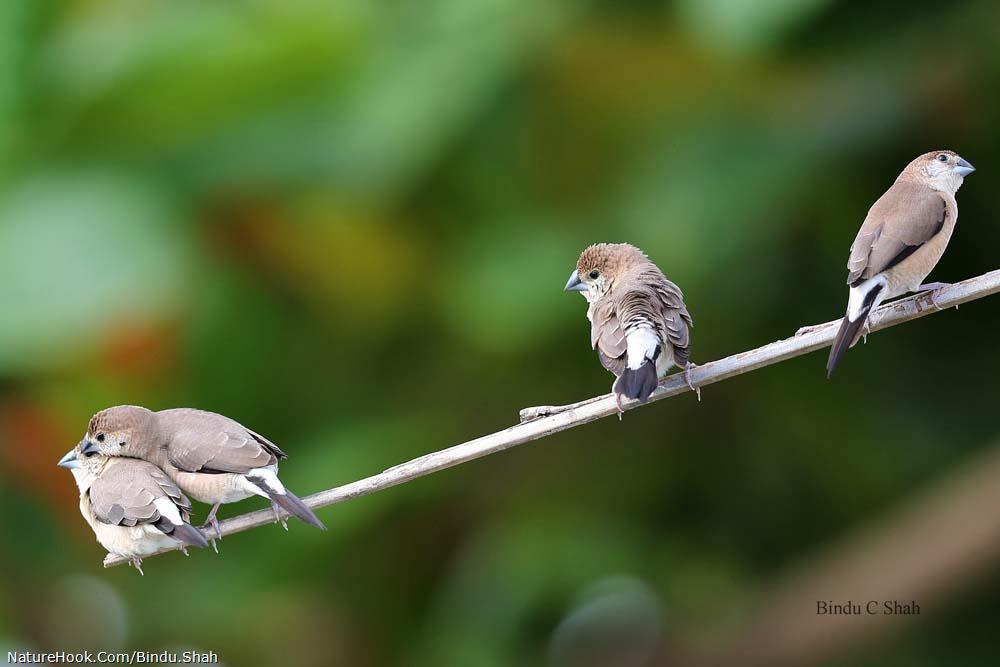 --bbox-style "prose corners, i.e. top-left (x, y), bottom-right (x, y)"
top-left (91, 516), bottom-right (177, 559)
top-left (171, 471), bottom-right (258, 504)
